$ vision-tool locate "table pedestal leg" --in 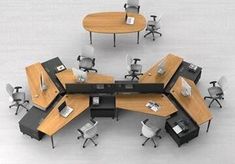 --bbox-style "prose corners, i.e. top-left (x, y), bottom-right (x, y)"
top-left (51, 136), bottom-right (55, 149)
top-left (113, 33), bottom-right (116, 47)
top-left (90, 32), bottom-right (92, 44)
top-left (137, 31), bottom-right (139, 44)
